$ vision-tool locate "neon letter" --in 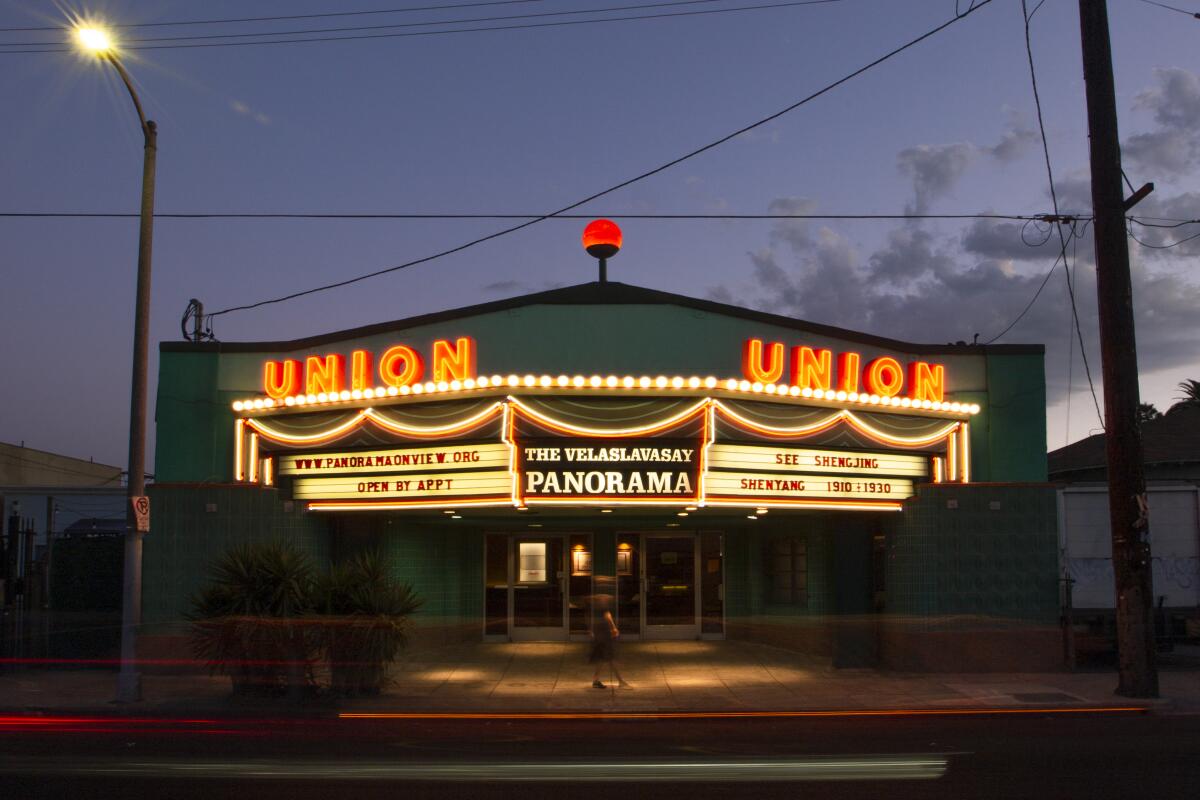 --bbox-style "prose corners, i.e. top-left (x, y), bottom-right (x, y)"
top-left (432, 337), bottom-right (476, 382)
top-left (305, 354), bottom-right (346, 395)
top-left (909, 361), bottom-right (945, 402)
top-left (350, 349), bottom-right (373, 391)
top-left (837, 352), bottom-right (861, 394)
top-left (263, 359), bottom-right (301, 399)
top-left (379, 345), bottom-right (424, 387)
top-left (742, 339), bottom-right (785, 384)
top-left (864, 356), bottom-right (904, 397)
top-left (790, 347), bottom-right (833, 391)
